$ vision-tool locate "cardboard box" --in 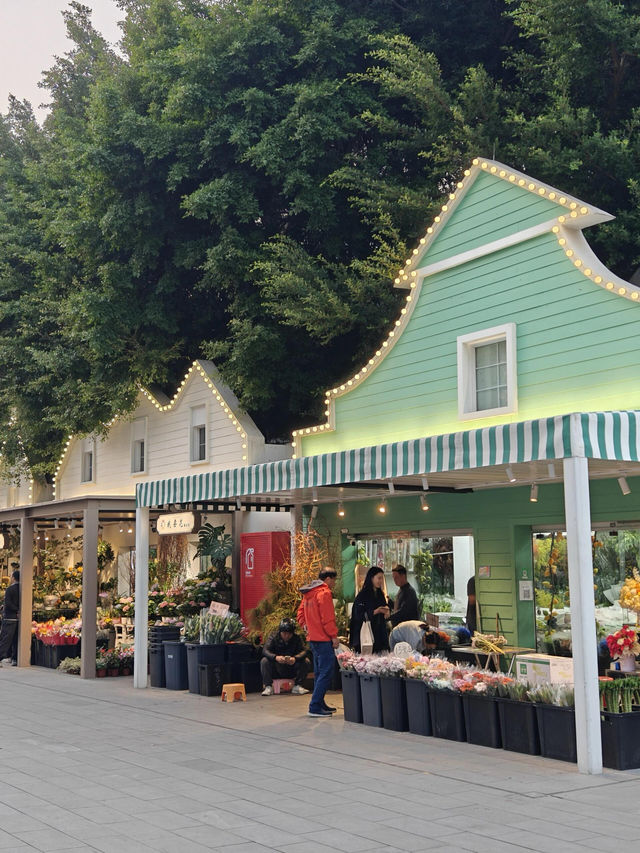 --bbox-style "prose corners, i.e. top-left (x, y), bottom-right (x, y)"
top-left (515, 653), bottom-right (574, 685)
